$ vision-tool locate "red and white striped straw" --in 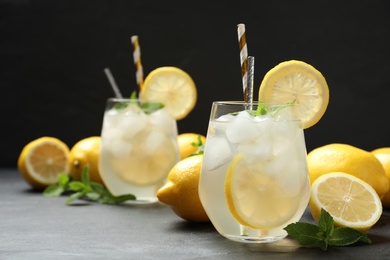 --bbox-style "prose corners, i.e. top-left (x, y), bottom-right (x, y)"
top-left (131, 35), bottom-right (144, 90)
top-left (237, 24), bottom-right (248, 100)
